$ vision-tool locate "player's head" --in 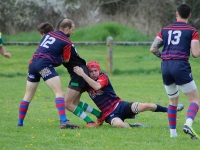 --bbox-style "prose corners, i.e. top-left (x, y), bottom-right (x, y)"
top-left (87, 61), bottom-right (100, 80)
top-left (37, 22), bottom-right (54, 37)
top-left (59, 19), bottom-right (75, 37)
top-left (176, 4), bottom-right (191, 19)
